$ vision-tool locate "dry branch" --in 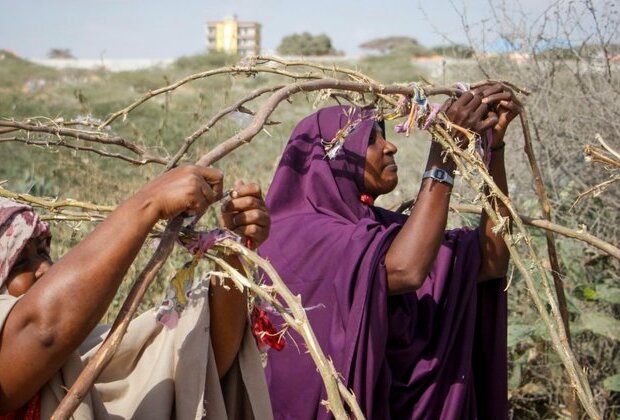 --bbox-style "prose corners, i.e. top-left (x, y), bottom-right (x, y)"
top-left (0, 119), bottom-right (167, 166)
top-left (585, 145), bottom-right (620, 168)
top-left (165, 84), bottom-right (285, 170)
top-left (0, 186), bottom-right (115, 213)
top-left (0, 137), bottom-right (166, 166)
top-left (519, 110), bottom-right (578, 416)
top-left (575, 135), bottom-right (620, 206)
top-left (449, 203), bottom-right (620, 260)
top-left (98, 66), bottom-right (325, 128)
top-left (429, 123), bottom-right (601, 419)
top-left (594, 134), bottom-right (620, 163)
top-left (196, 79), bottom-right (457, 166)
top-left (208, 240), bottom-right (361, 418)
top-left (0, 120), bottom-right (146, 155)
